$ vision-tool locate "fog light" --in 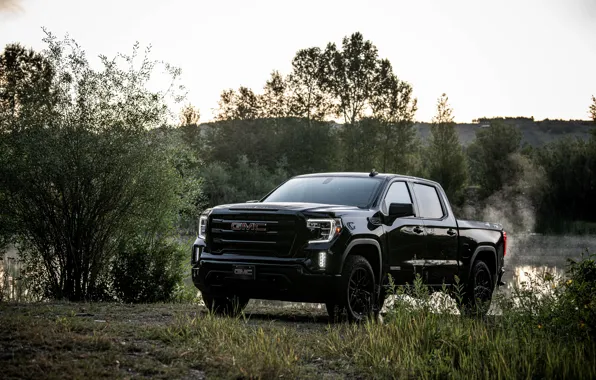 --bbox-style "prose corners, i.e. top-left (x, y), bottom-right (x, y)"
top-left (318, 251), bottom-right (326, 268)
top-left (194, 246), bottom-right (201, 262)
